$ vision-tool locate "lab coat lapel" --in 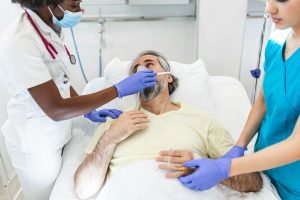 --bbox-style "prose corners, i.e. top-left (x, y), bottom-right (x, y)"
top-left (26, 9), bottom-right (65, 48)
